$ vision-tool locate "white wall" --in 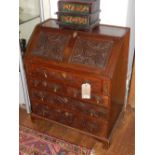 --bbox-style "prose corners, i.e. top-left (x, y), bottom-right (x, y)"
top-left (100, 0), bottom-right (129, 26)
top-left (43, 0), bottom-right (51, 20)
top-left (19, 73), bottom-right (25, 104)
top-left (19, 0), bottom-right (51, 105)
top-left (20, 17), bottom-right (40, 43)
